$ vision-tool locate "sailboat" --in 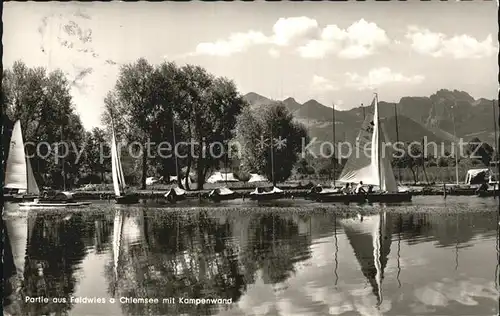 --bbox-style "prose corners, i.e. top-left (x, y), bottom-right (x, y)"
top-left (111, 124), bottom-right (139, 205)
top-left (313, 94), bottom-right (412, 203)
top-left (340, 212), bottom-right (392, 307)
top-left (4, 120), bottom-right (40, 201)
